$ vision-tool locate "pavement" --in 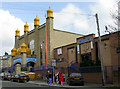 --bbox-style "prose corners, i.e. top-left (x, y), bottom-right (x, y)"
top-left (27, 80), bottom-right (103, 88)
